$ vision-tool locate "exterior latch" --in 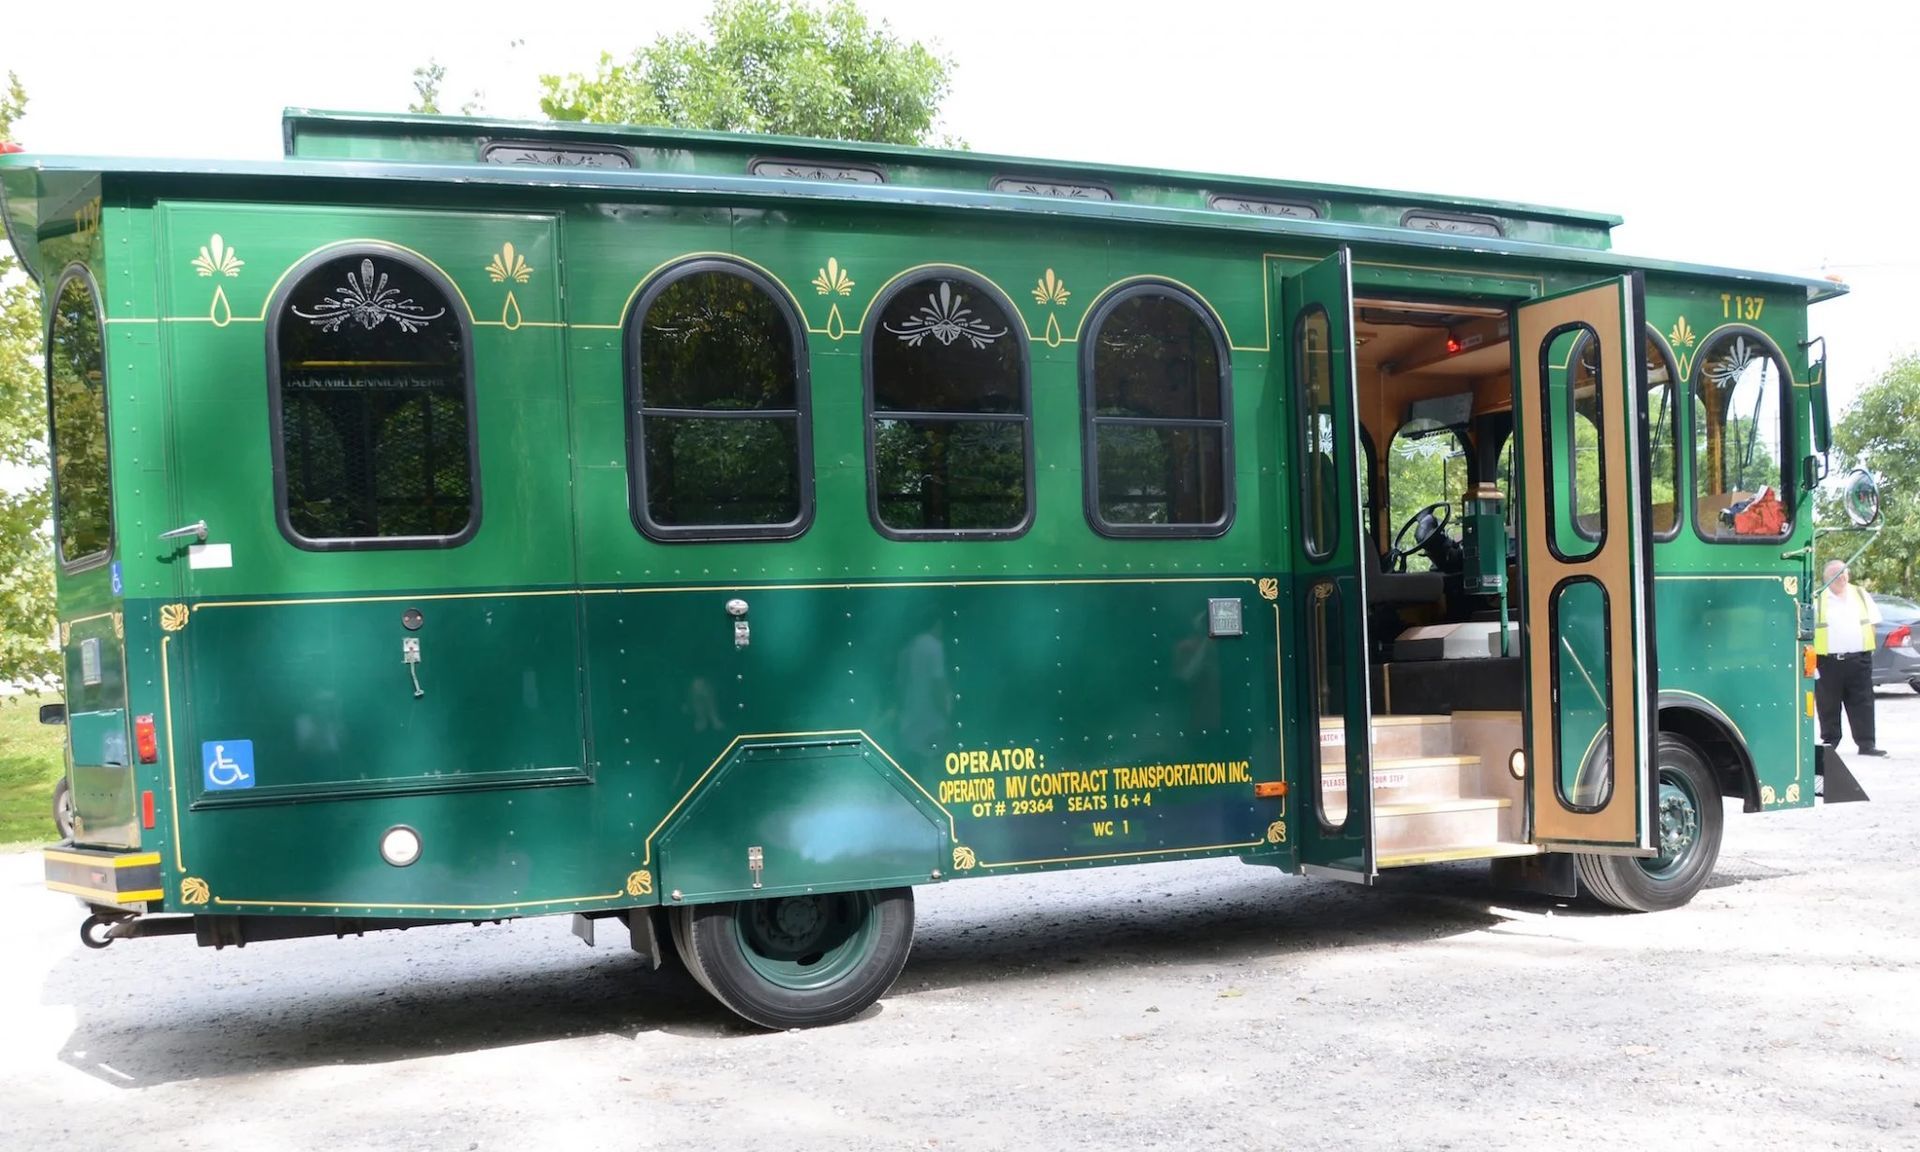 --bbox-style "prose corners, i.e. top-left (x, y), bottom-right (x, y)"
top-left (748, 845), bottom-right (765, 889)
top-left (727, 598), bottom-right (750, 648)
